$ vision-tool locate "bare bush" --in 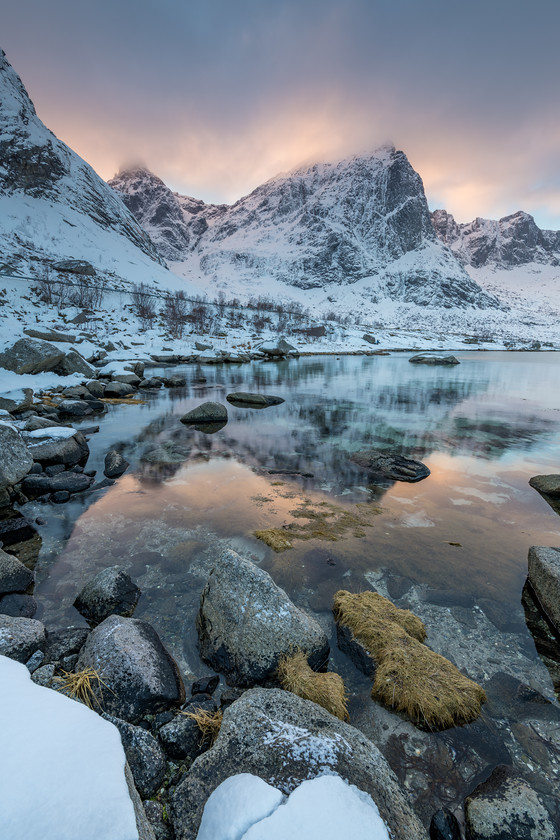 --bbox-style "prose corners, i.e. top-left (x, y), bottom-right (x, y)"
top-left (130, 283), bottom-right (157, 328)
top-left (35, 267), bottom-right (70, 307)
top-left (162, 290), bottom-right (189, 338)
top-left (67, 278), bottom-right (106, 310)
